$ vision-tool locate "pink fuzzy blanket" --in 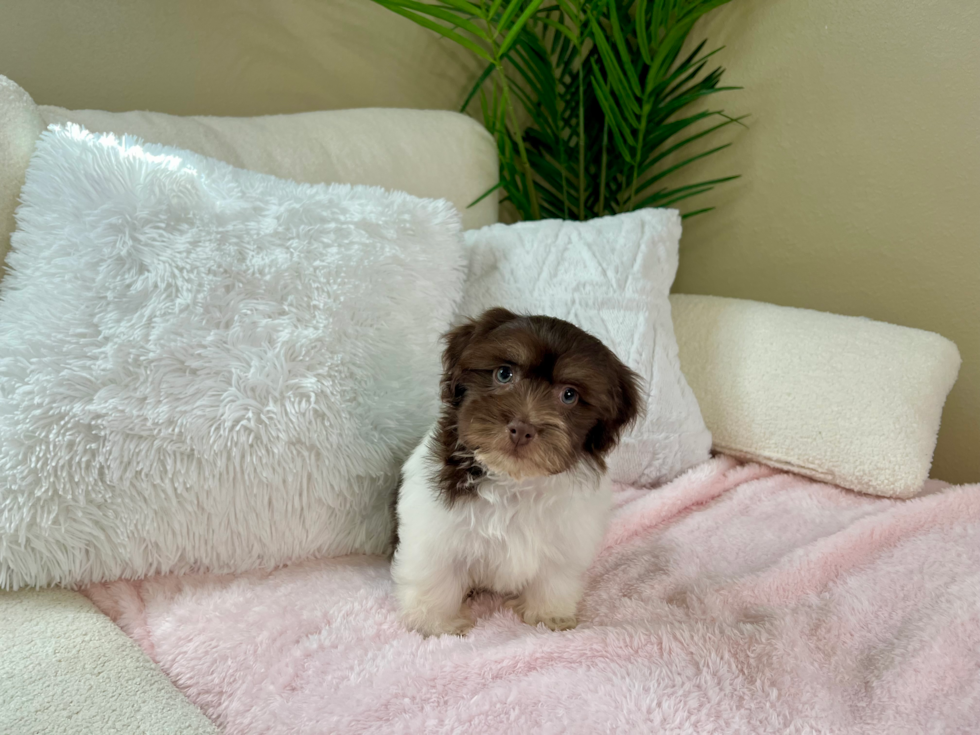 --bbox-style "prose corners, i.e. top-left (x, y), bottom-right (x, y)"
top-left (84, 457), bottom-right (980, 734)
